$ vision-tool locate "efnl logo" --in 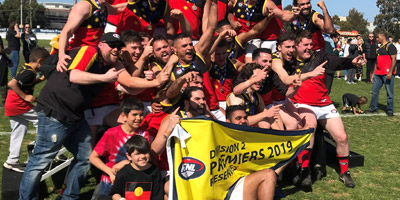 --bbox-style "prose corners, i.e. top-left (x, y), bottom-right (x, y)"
top-left (178, 157), bottom-right (206, 180)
